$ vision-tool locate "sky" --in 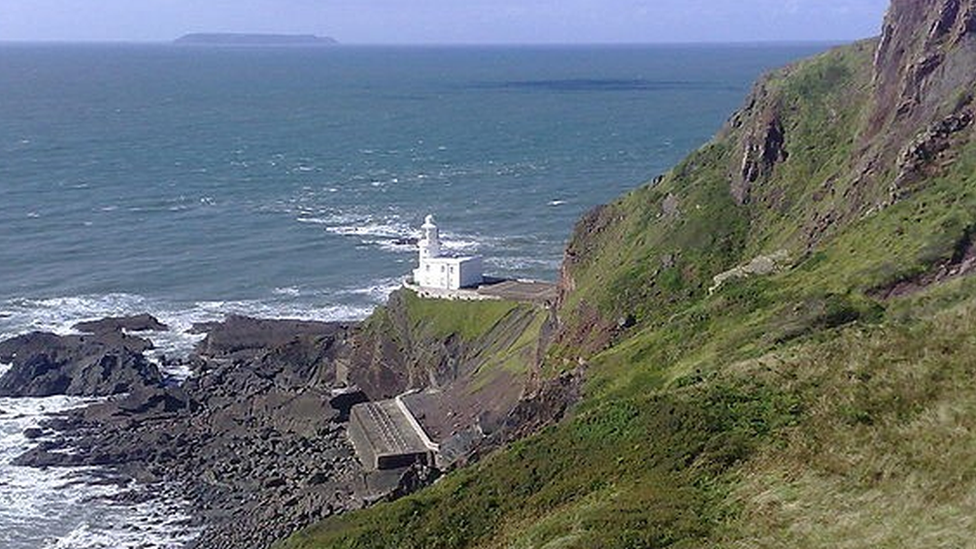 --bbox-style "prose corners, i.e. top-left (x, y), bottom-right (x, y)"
top-left (0, 0), bottom-right (890, 44)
